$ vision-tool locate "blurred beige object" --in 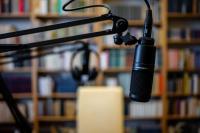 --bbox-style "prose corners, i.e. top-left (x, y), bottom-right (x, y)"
top-left (77, 86), bottom-right (124, 133)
